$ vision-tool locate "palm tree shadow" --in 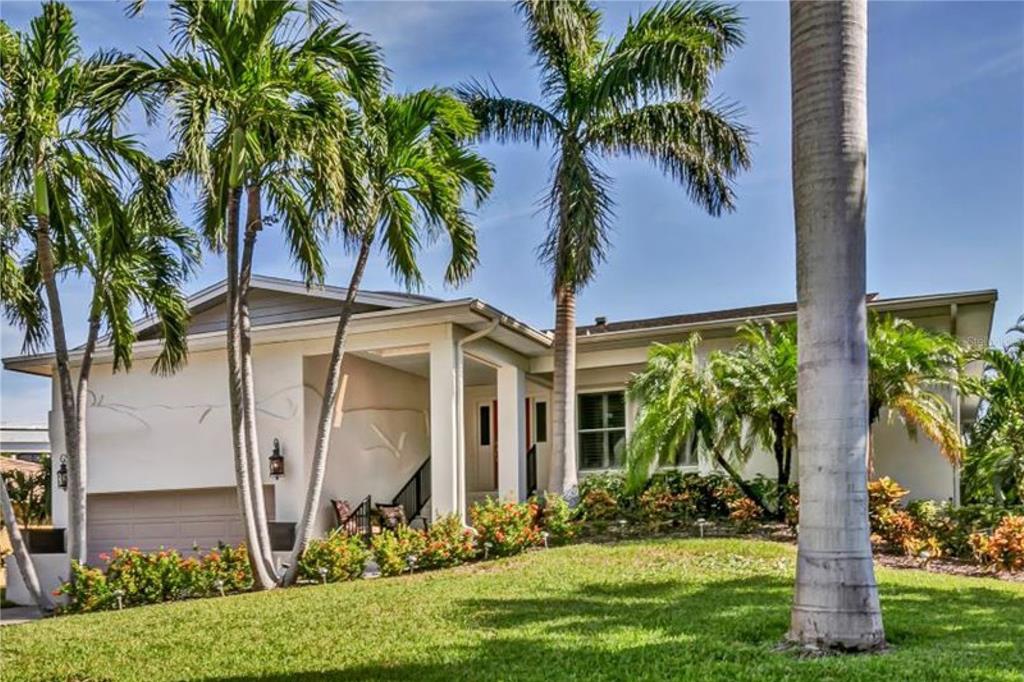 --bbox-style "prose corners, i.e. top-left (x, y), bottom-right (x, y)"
top-left (204, 574), bottom-right (1024, 681)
